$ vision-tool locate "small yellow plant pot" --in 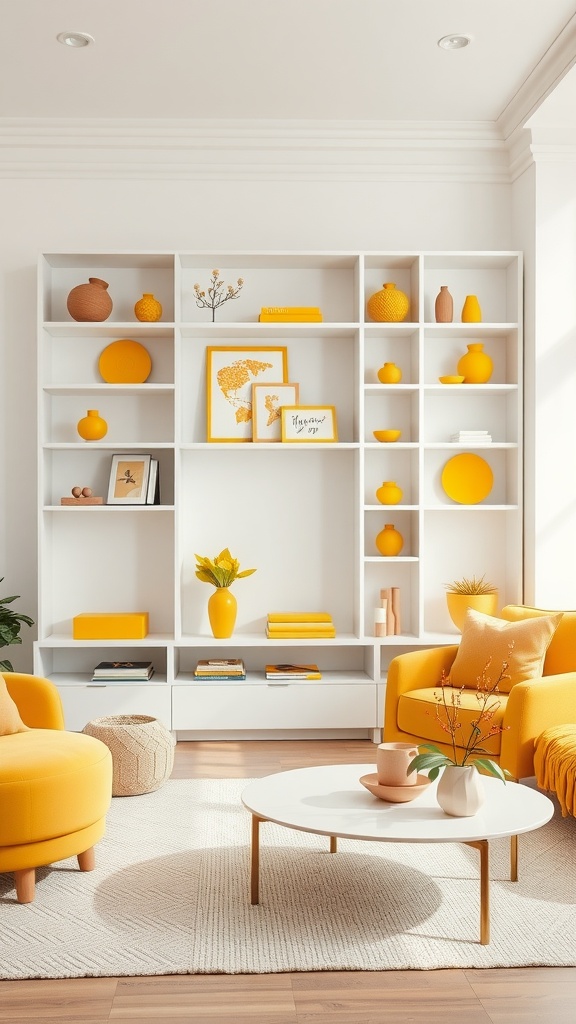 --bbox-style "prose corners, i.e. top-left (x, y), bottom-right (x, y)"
top-left (446, 592), bottom-right (498, 631)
